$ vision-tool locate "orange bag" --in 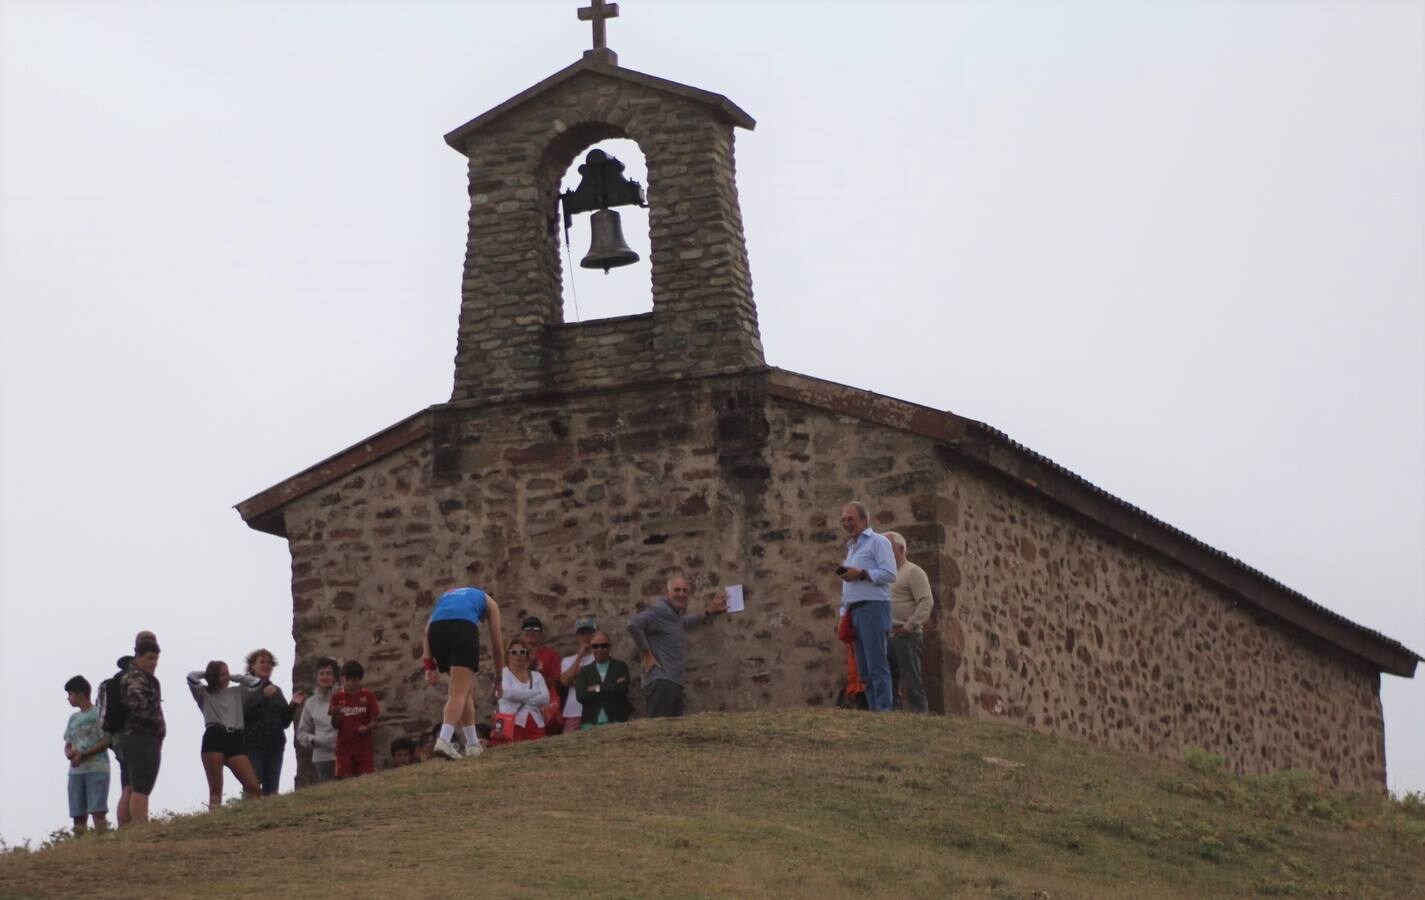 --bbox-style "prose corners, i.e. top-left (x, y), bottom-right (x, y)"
top-left (490, 712), bottom-right (517, 747)
top-left (837, 609), bottom-right (856, 644)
